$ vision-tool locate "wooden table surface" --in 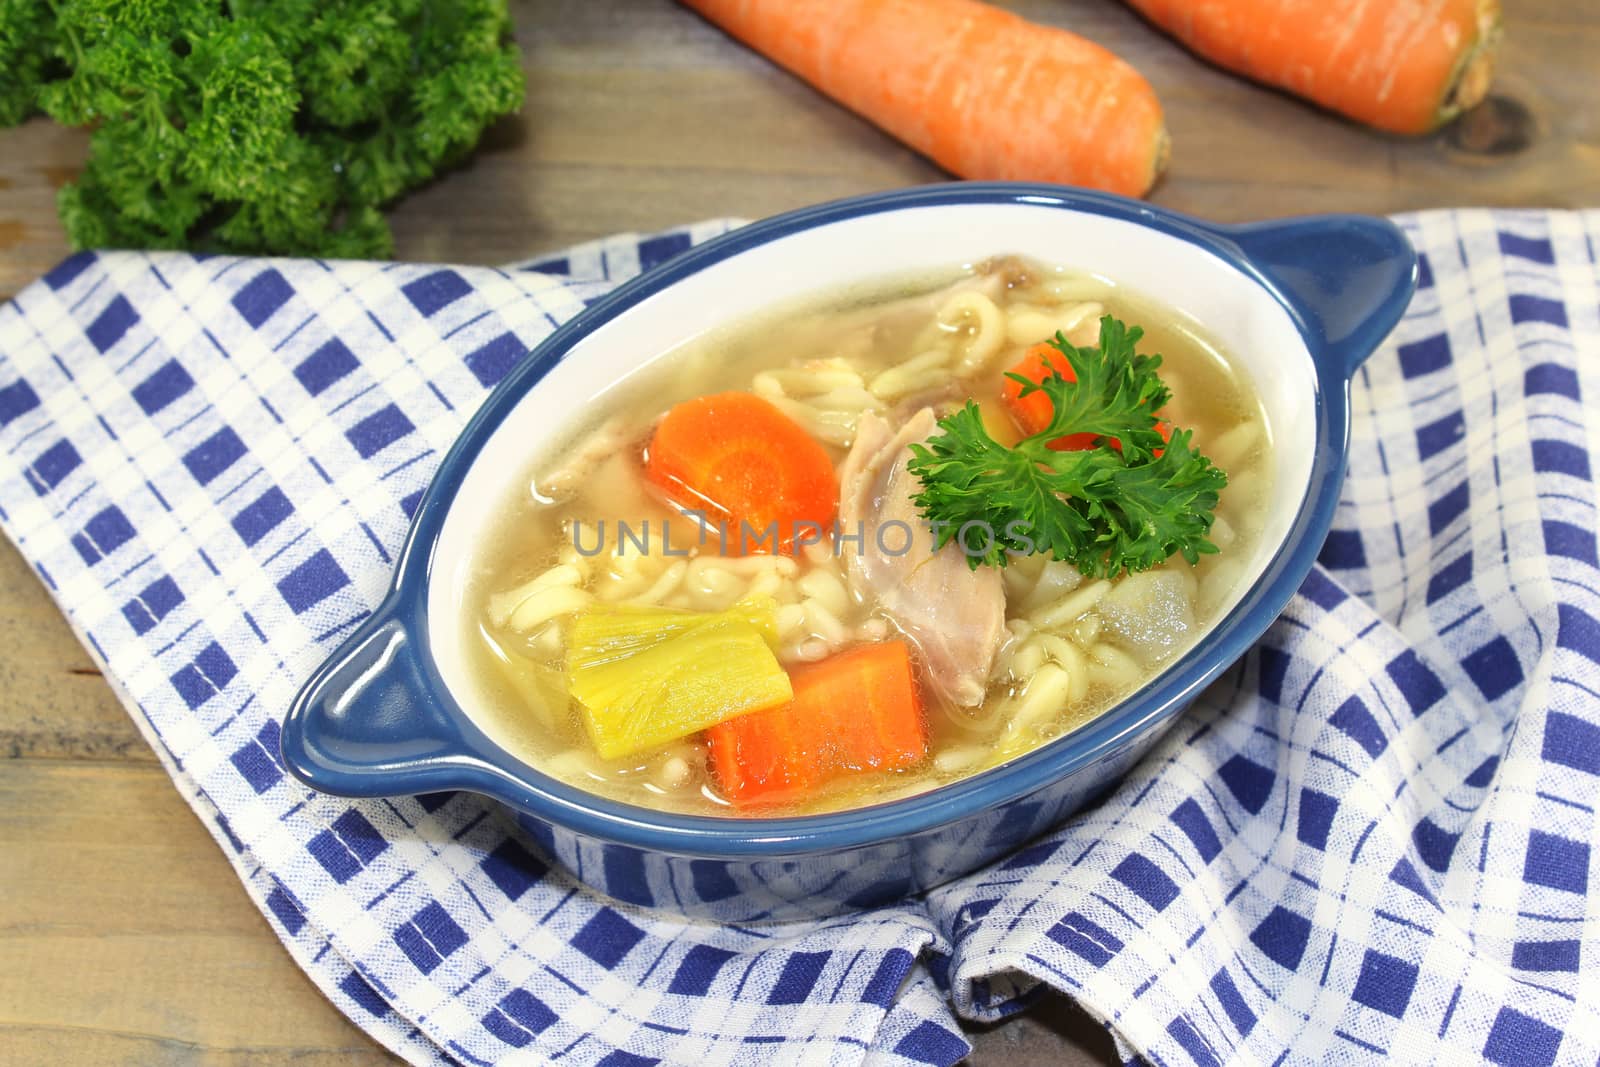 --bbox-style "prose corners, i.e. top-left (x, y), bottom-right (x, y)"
top-left (2, 1), bottom-right (1595, 1063)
